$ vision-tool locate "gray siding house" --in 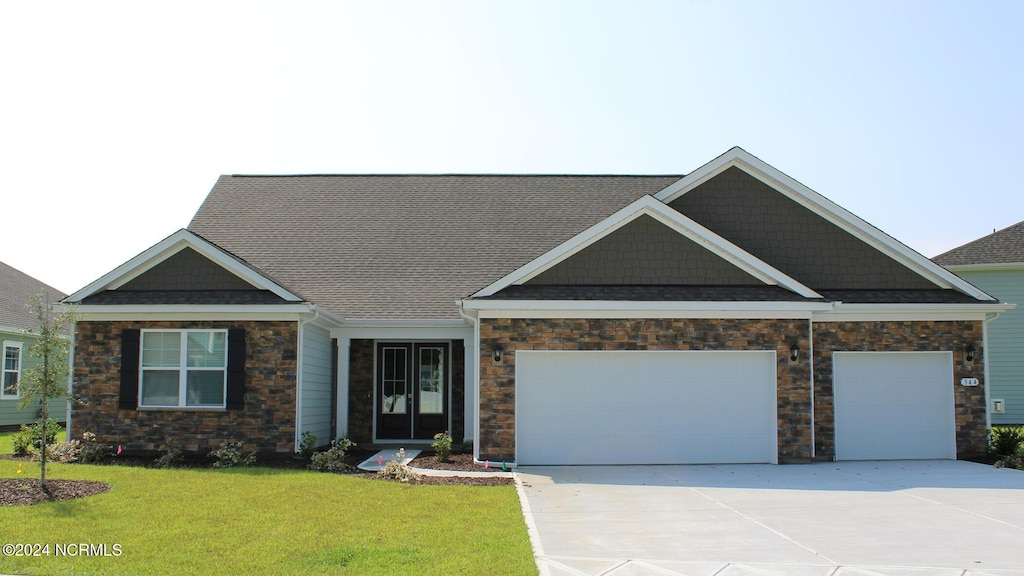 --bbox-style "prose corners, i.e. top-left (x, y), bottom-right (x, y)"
top-left (935, 221), bottom-right (1024, 424)
top-left (65, 148), bottom-right (1010, 464)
